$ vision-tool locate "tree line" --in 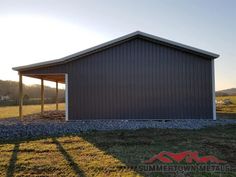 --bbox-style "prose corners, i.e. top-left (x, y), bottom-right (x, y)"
top-left (0, 80), bottom-right (65, 101)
